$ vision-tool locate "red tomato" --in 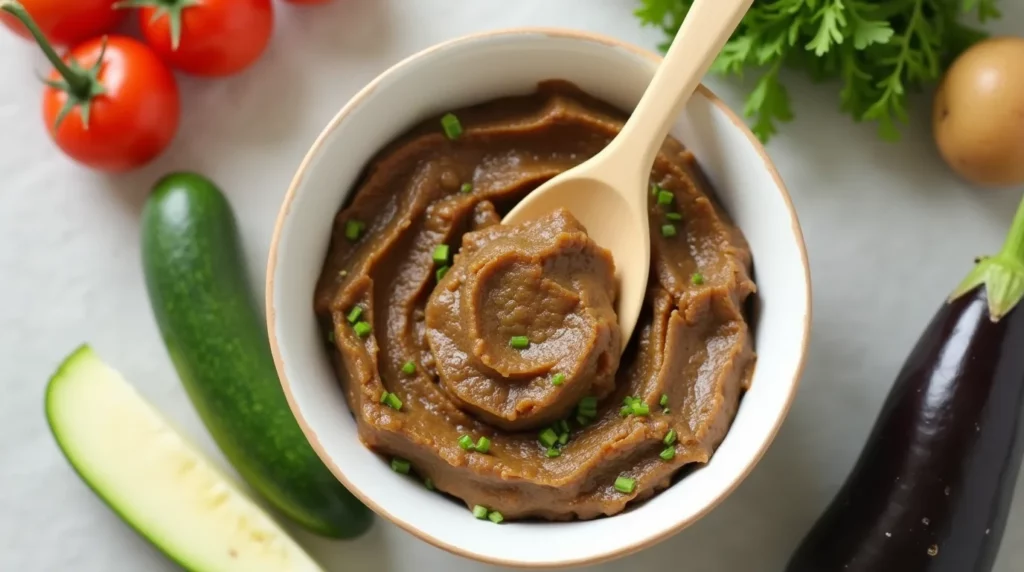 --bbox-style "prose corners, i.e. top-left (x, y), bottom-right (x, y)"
top-left (137, 0), bottom-right (273, 77)
top-left (284, 0), bottom-right (332, 4)
top-left (43, 36), bottom-right (180, 172)
top-left (0, 0), bottom-right (123, 46)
